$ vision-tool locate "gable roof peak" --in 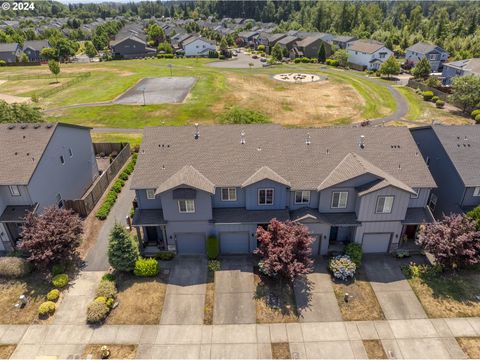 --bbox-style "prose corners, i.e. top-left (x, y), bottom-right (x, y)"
top-left (155, 165), bottom-right (215, 195)
top-left (241, 165), bottom-right (291, 188)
